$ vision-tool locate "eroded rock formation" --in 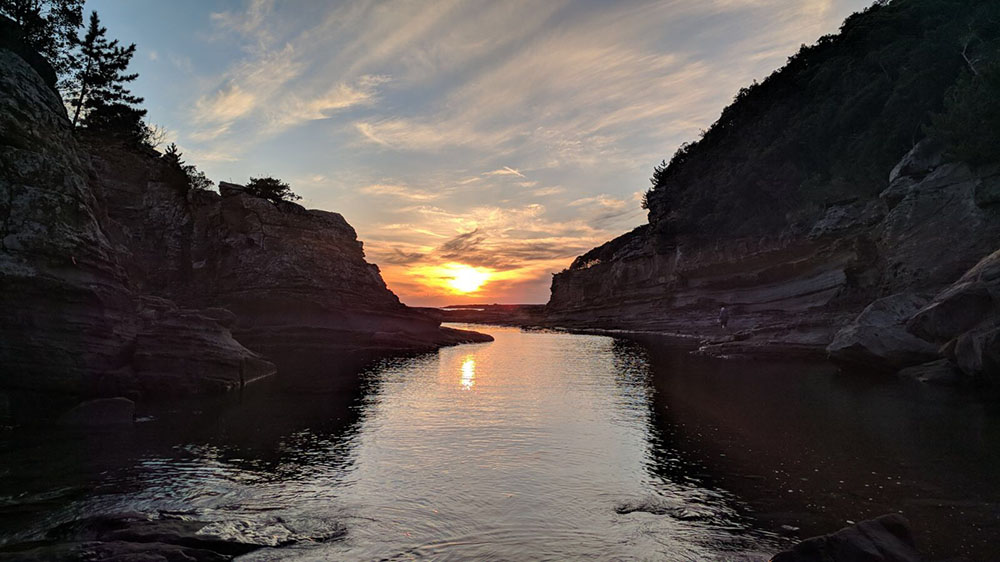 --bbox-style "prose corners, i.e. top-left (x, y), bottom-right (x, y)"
top-left (0, 35), bottom-right (489, 420)
top-left (547, 142), bottom-right (1000, 380)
